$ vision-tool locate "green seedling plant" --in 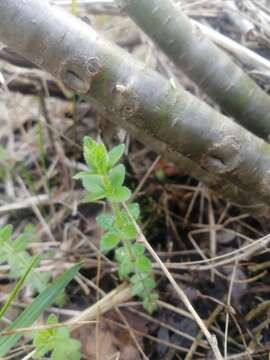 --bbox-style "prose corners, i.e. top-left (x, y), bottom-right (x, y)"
top-left (74, 136), bottom-right (158, 313)
top-left (0, 225), bottom-right (81, 359)
top-left (32, 314), bottom-right (81, 360)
